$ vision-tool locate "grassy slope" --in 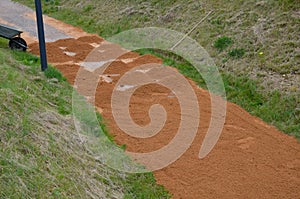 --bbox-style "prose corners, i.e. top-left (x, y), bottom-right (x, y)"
top-left (0, 38), bottom-right (170, 198)
top-left (19, 1), bottom-right (300, 71)
top-left (15, 0), bottom-right (299, 137)
top-left (43, 0), bottom-right (300, 78)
